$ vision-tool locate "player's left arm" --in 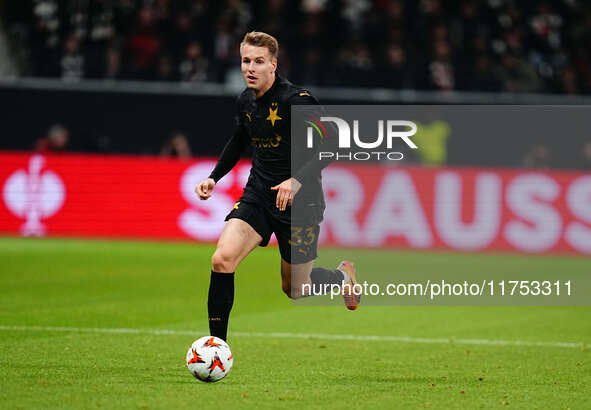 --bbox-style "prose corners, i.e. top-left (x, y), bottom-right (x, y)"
top-left (272, 91), bottom-right (327, 211)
